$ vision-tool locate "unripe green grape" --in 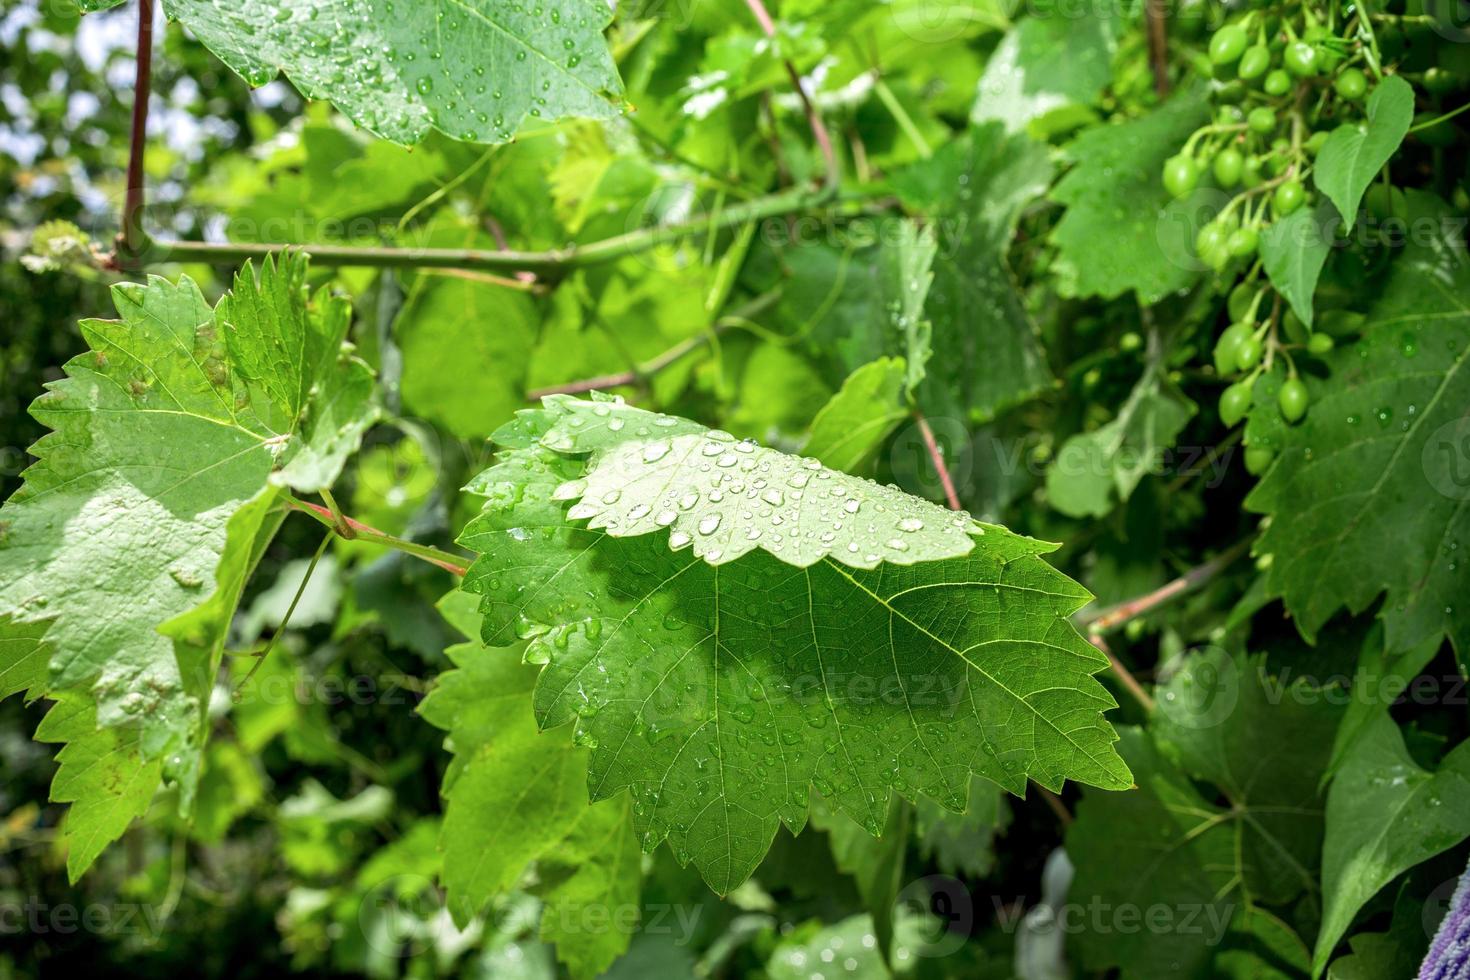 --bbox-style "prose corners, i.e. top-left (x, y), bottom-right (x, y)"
top-left (1274, 180), bottom-right (1306, 216)
top-left (1422, 67), bottom-right (1458, 96)
top-left (1196, 222), bottom-right (1231, 270)
top-left (1215, 322), bottom-right (1252, 374)
top-left (1307, 332), bottom-right (1334, 355)
top-left (1263, 69), bottom-right (1292, 96)
top-left (1213, 147), bottom-right (1244, 187)
top-left (1228, 226), bottom-right (1259, 257)
top-left (1227, 283), bottom-right (1256, 321)
top-left (1335, 68), bottom-right (1367, 100)
top-left (1241, 156), bottom-right (1264, 188)
top-left (1277, 376), bottom-right (1309, 422)
top-left (1305, 129), bottom-right (1330, 156)
top-left (1284, 41), bottom-right (1320, 77)
top-left (1238, 44), bottom-right (1271, 80)
top-left (1120, 331), bottom-right (1142, 352)
top-left (1209, 24), bottom-right (1250, 65)
top-left (1220, 382), bottom-right (1253, 426)
top-left (1248, 106), bottom-right (1276, 133)
top-left (1162, 154), bottom-right (1201, 198)
top-left (1244, 444), bottom-right (1276, 474)
top-left (1235, 334), bottom-right (1263, 371)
